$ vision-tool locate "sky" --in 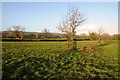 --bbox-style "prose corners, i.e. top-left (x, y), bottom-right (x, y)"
top-left (1, 2), bottom-right (118, 35)
top-left (1, 0), bottom-right (119, 2)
